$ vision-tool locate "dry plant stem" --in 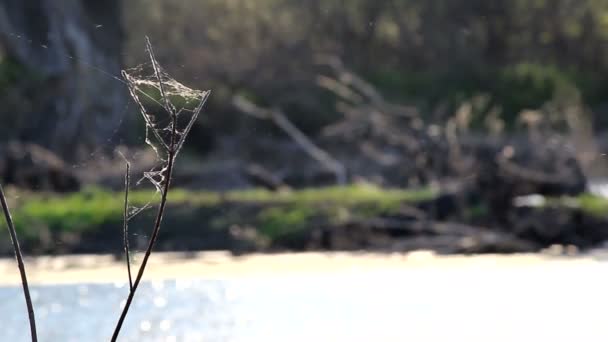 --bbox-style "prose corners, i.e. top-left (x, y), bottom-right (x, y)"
top-left (122, 162), bottom-right (133, 291)
top-left (111, 38), bottom-right (179, 342)
top-left (0, 183), bottom-right (37, 342)
top-left (111, 138), bottom-right (176, 342)
top-left (146, 36), bottom-right (176, 118)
